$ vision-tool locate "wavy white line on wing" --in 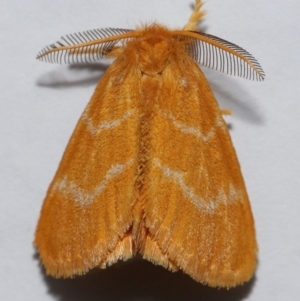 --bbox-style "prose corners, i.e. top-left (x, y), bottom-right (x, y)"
top-left (50, 158), bottom-right (134, 206)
